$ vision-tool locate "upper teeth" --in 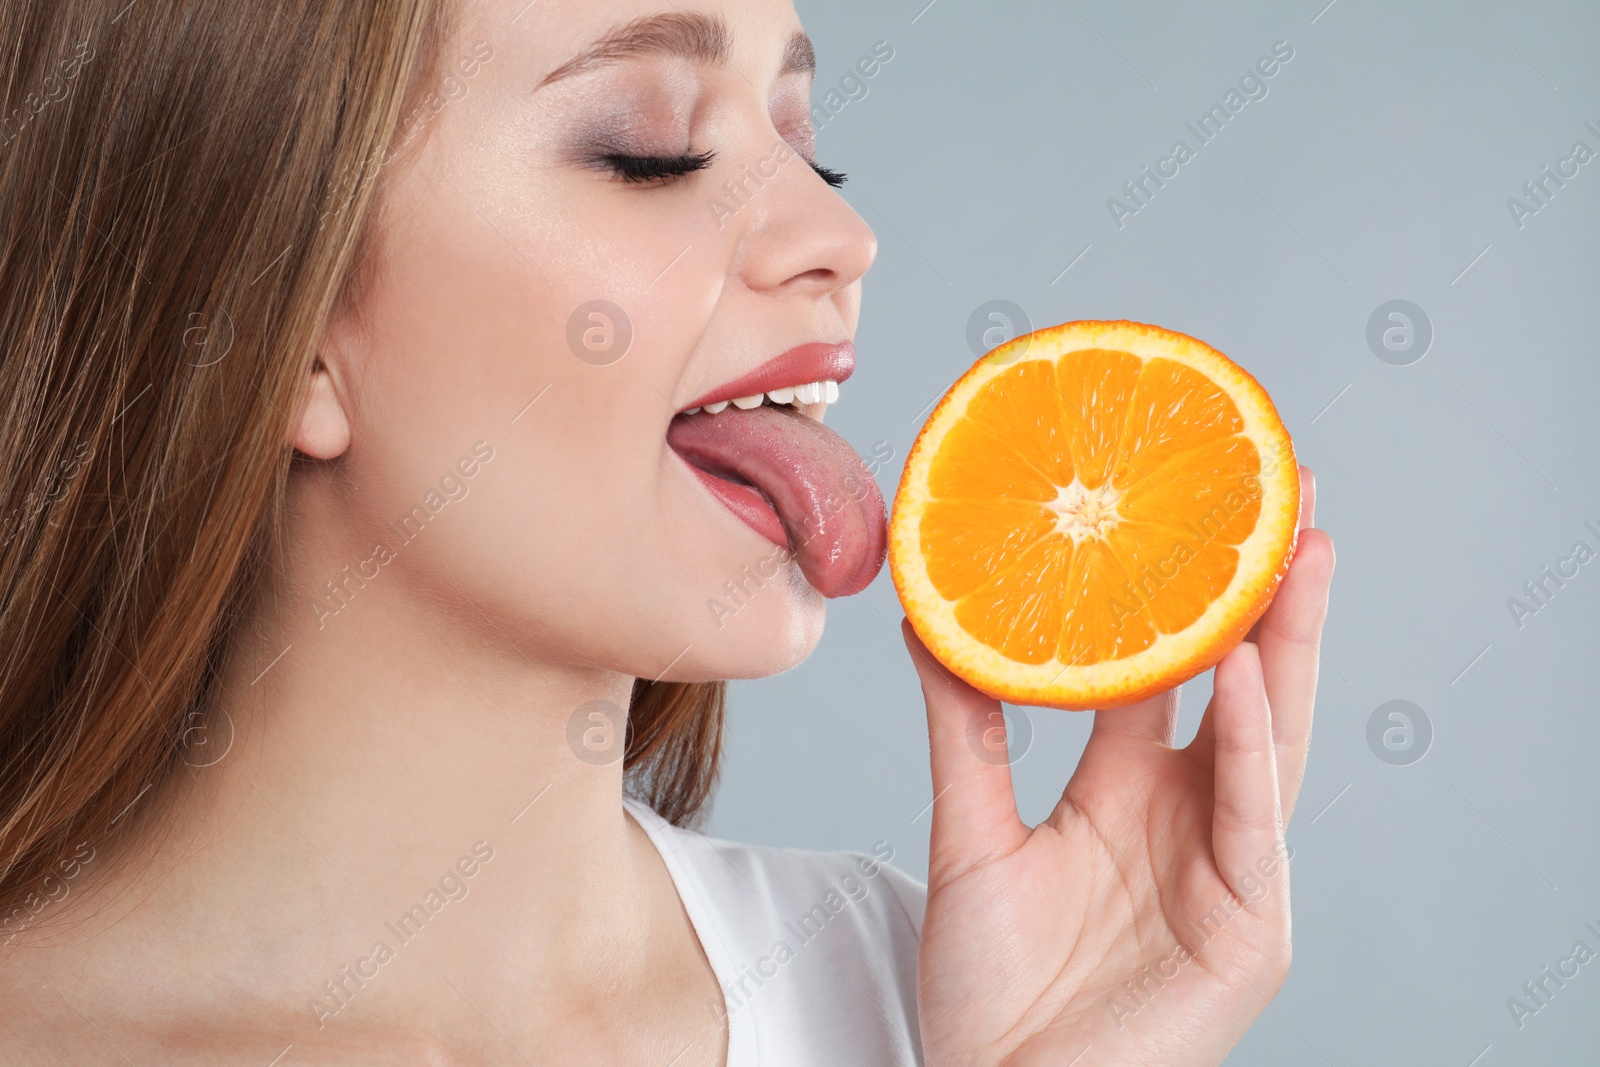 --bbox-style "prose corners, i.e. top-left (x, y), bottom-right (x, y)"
top-left (682, 380), bottom-right (839, 416)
